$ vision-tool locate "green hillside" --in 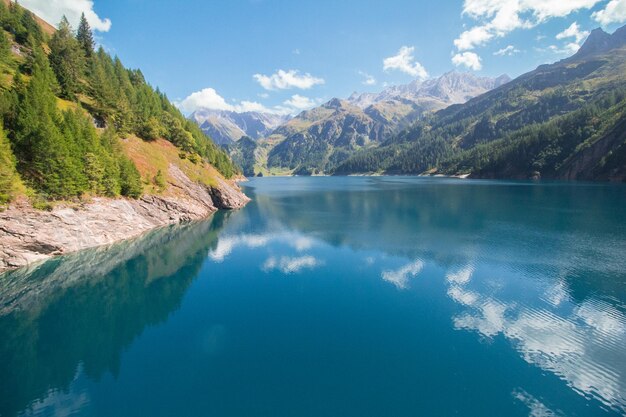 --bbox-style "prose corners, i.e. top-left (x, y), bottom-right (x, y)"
top-left (0, 2), bottom-right (238, 207)
top-left (334, 26), bottom-right (626, 181)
